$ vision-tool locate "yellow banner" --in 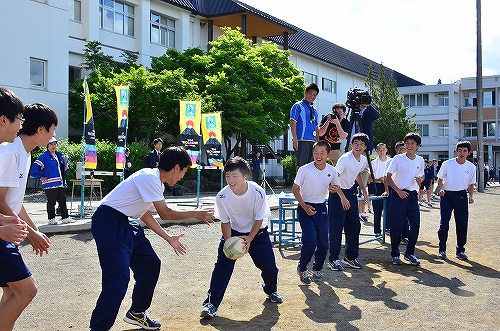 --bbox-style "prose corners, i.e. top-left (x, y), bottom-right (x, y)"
top-left (179, 100), bottom-right (201, 135)
top-left (202, 113), bottom-right (223, 168)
